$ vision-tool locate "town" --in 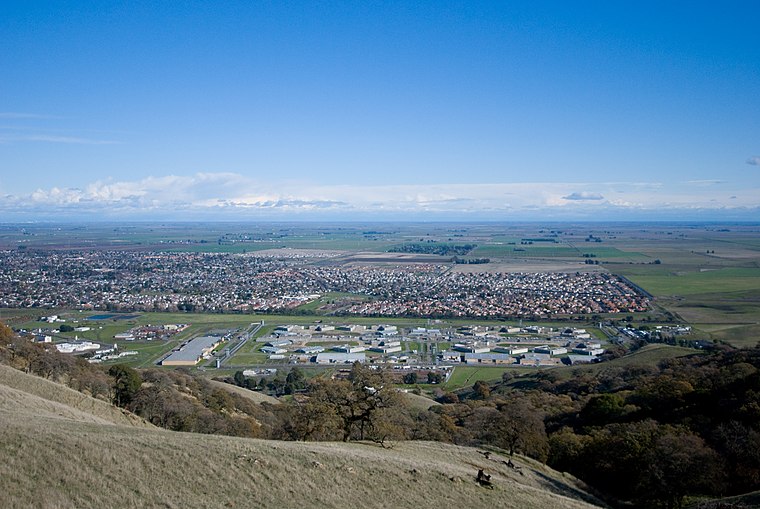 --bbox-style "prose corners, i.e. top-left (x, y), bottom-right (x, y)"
top-left (0, 249), bottom-right (648, 318)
